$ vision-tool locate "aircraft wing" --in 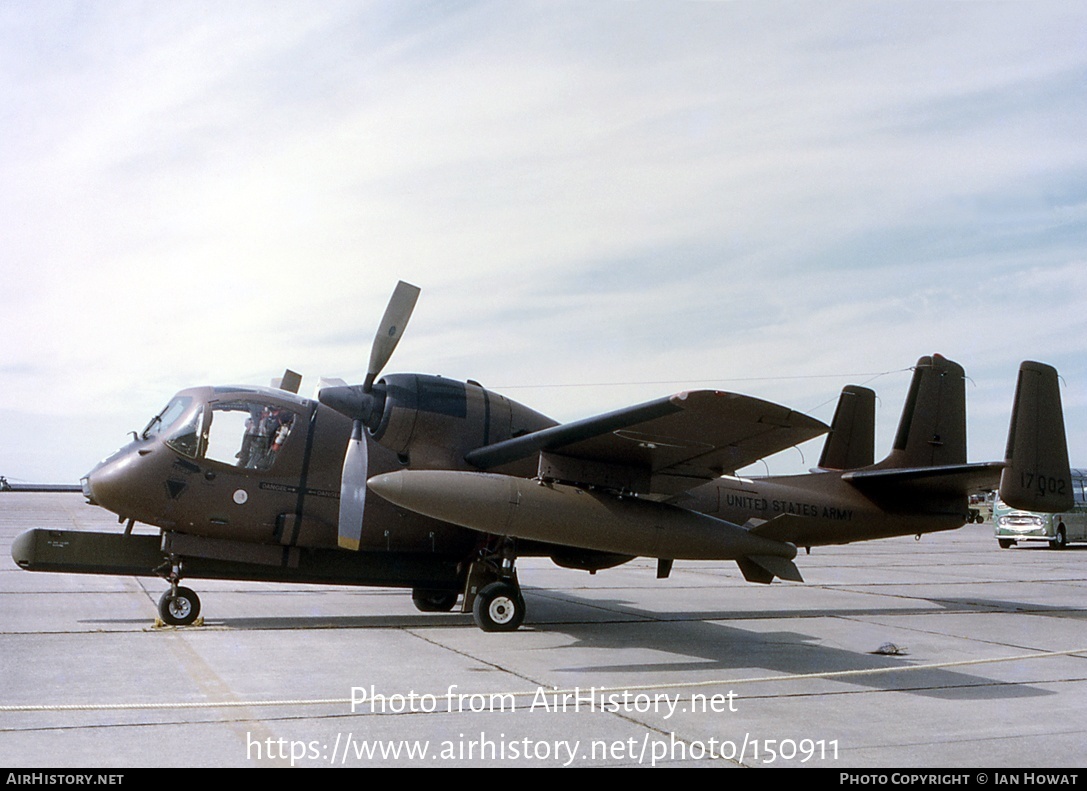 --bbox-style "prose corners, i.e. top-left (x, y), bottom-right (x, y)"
top-left (842, 462), bottom-right (1005, 498)
top-left (465, 390), bottom-right (828, 497)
